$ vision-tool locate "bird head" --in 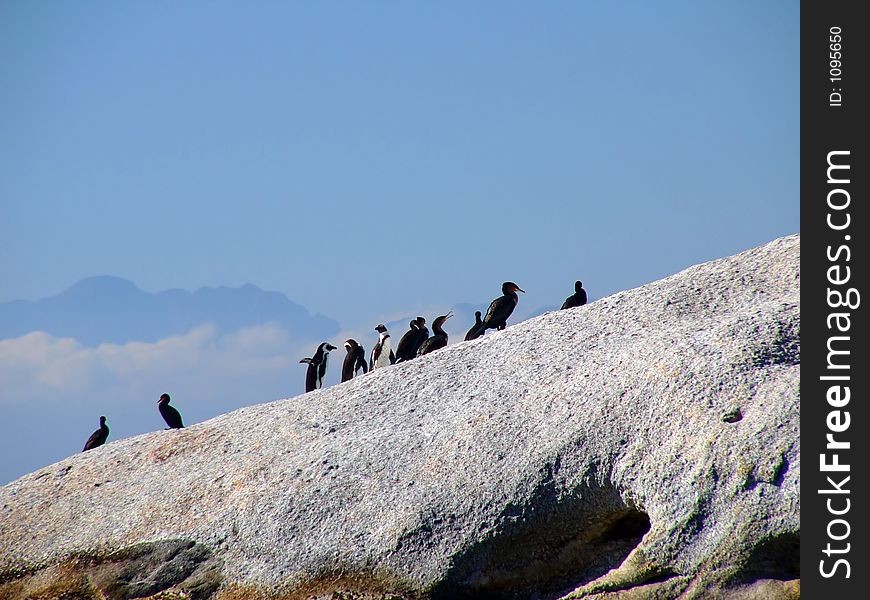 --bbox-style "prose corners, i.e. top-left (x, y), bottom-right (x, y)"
top-left (157, 393), bottom-right (170, 405)
top-left (575, 280), bottom-right (583, 292)
top-left (375, 324), bottom-right (387, 333)
top-left (322, 343), bottom-right (337, 352)
top-left (344, 339), bottom-right (357, 350)
top-left (503, 282), bottom-right (525, 294)
top-left (99, 416), bottom-right (107, 425)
